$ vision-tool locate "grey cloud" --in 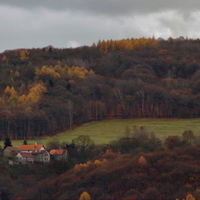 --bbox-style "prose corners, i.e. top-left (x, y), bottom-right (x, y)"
top-left (1, 0), bottom-right (200, 16)
top-left (157, 10), bottom-right (200, 37)
top-left (1, 0), bottom-right (200, 53)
